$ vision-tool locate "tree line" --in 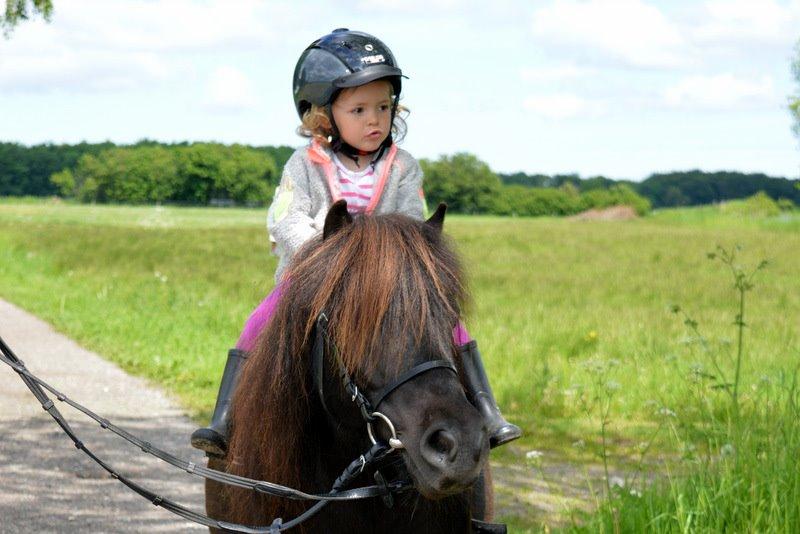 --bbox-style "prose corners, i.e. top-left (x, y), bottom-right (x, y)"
top-left (0, 141), bottom-right (293, 206)
top-left (1, 140), bottom-right (798, 215)
top-left (499, 169), bottom-right (800, 209)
